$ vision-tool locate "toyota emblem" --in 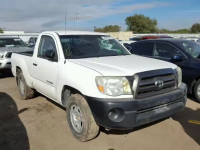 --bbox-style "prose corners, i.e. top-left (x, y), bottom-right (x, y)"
top-left (155, 80), bottom-right (164, 88)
